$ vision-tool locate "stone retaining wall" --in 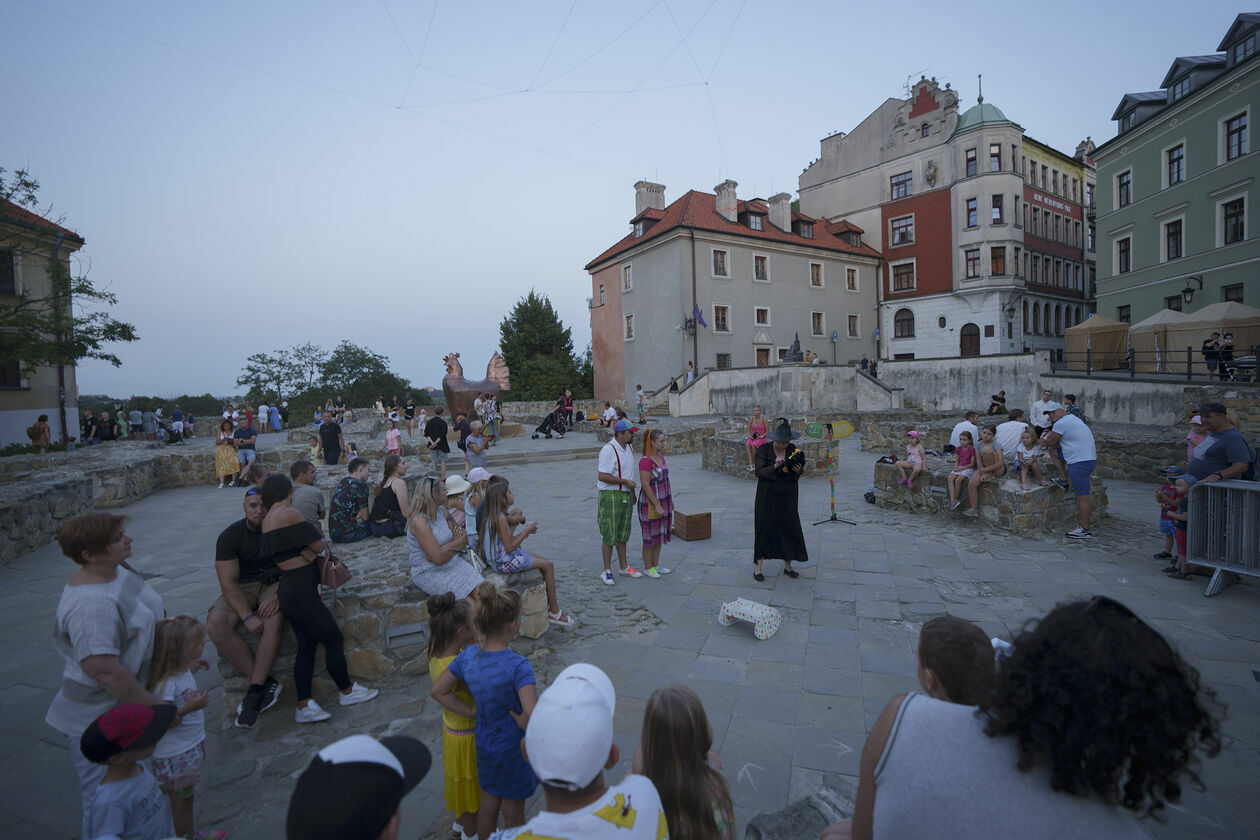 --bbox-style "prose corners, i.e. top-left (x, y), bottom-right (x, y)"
top-left (595, 420), bottom-right (722, 455)
top-left (701, 435), bottom-right (834, 480)
top-left (0, 474), bottom-right (94, 566)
